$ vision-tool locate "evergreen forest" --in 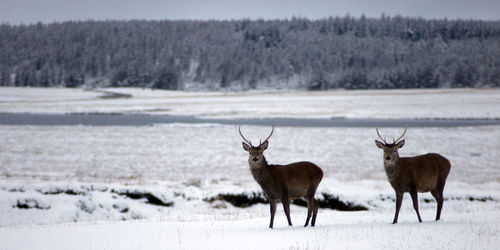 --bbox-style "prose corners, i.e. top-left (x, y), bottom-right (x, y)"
top-left (1, 15), bottom-right (500, 90)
